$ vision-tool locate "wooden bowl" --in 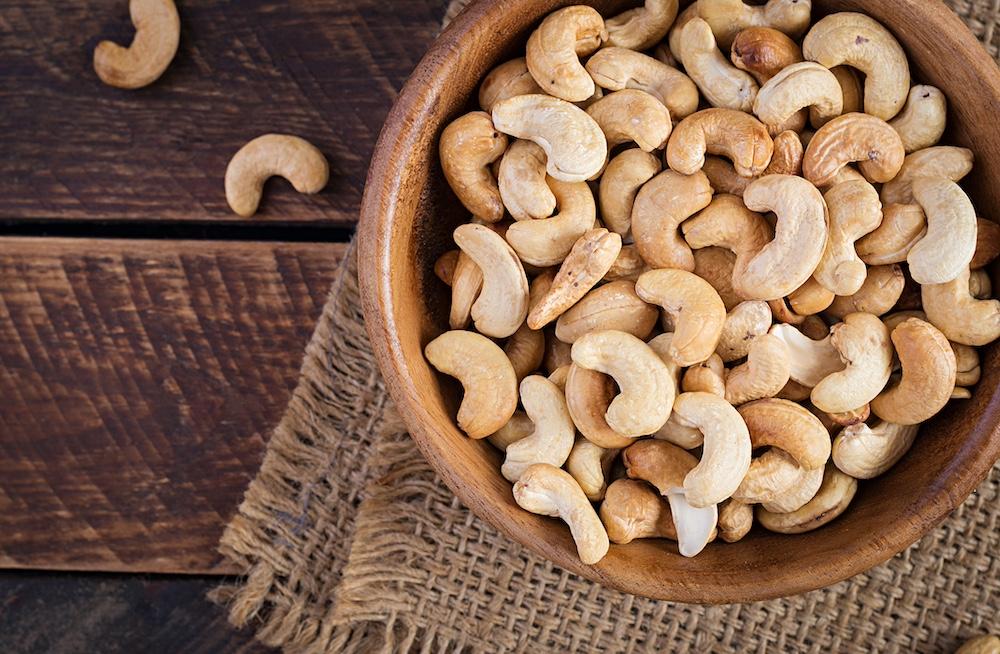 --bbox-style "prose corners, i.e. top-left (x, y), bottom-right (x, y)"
top-left (359, 0), bottom-right (1000, 602)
